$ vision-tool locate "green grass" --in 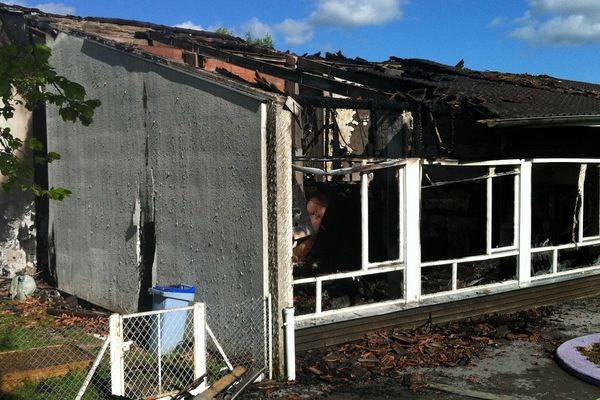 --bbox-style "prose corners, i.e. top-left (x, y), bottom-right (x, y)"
top-left (0, 301), bottom-right (100, 352)
top-left (3, 367), bottom-right (111, 400)
top-left (0, 300), bottom-right (109, 399)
